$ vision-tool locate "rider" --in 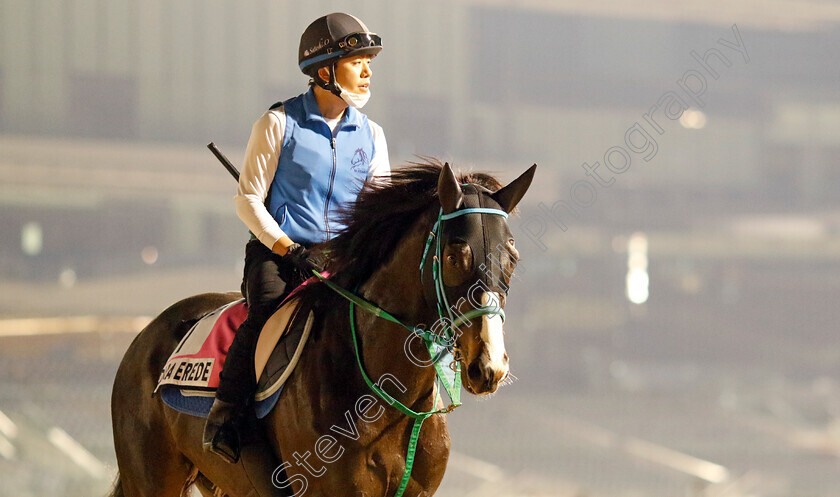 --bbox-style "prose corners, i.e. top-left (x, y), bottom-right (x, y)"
top-left (203, 12), bottom-right (390, 463)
